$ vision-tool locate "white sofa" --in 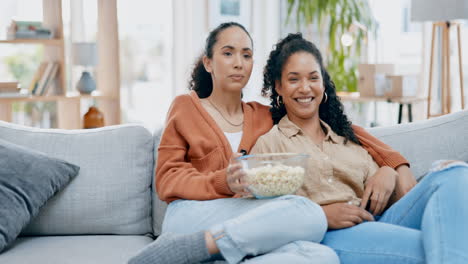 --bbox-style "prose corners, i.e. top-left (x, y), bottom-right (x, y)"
top-left (0, 109), bottom-right (467, 263)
